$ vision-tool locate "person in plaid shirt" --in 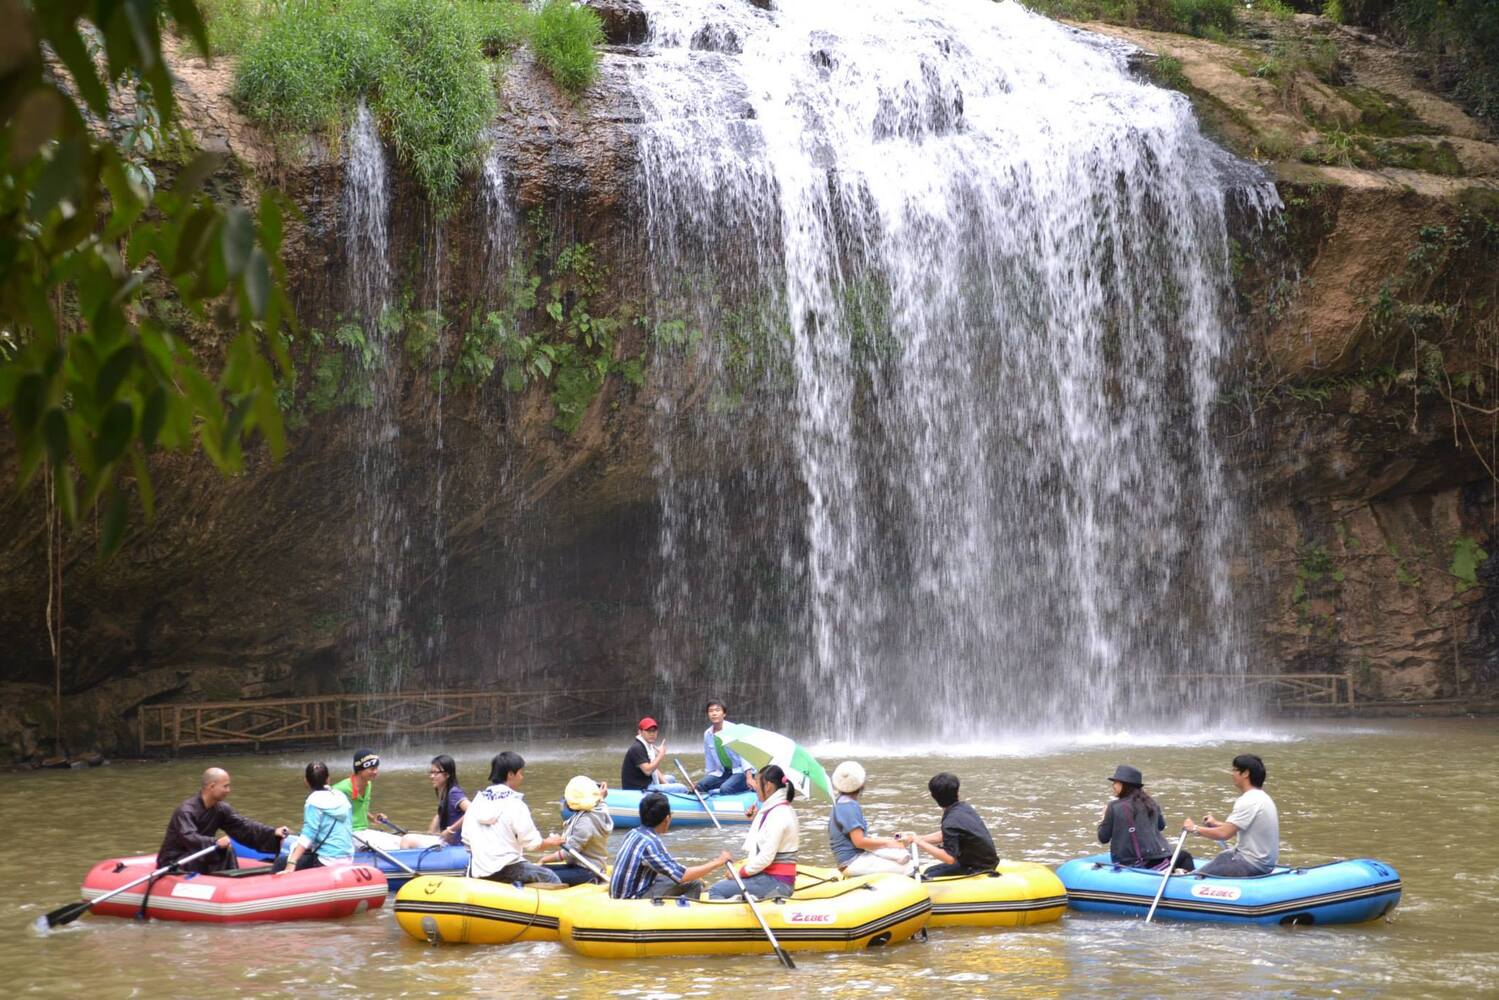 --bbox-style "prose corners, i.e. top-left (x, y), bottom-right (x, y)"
top-left (608, 793), bottom-right (731, 899)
